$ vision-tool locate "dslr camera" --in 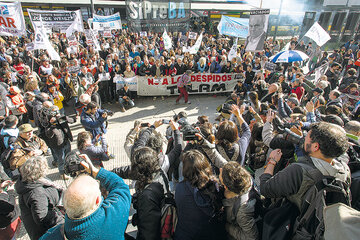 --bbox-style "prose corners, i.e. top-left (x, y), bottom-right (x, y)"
top-left (103, 109), bottom-right (114, 117)
top-left (64, 150), bottom-right (85, 177)
top-left (181, 124), bottom-right (200, 141)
